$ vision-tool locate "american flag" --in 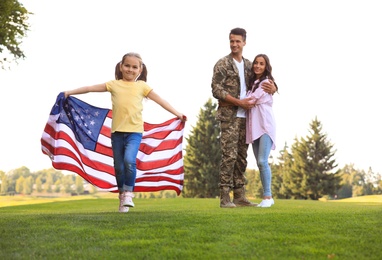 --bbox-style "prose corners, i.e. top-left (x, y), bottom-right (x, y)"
top-left (41, 92), bottom-right (185, 195)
